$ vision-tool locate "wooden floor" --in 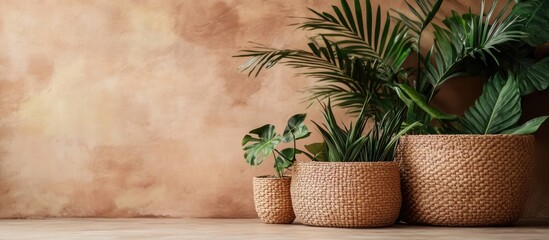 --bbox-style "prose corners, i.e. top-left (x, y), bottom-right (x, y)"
top-left (0, 218), bottom-right (548, 239)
